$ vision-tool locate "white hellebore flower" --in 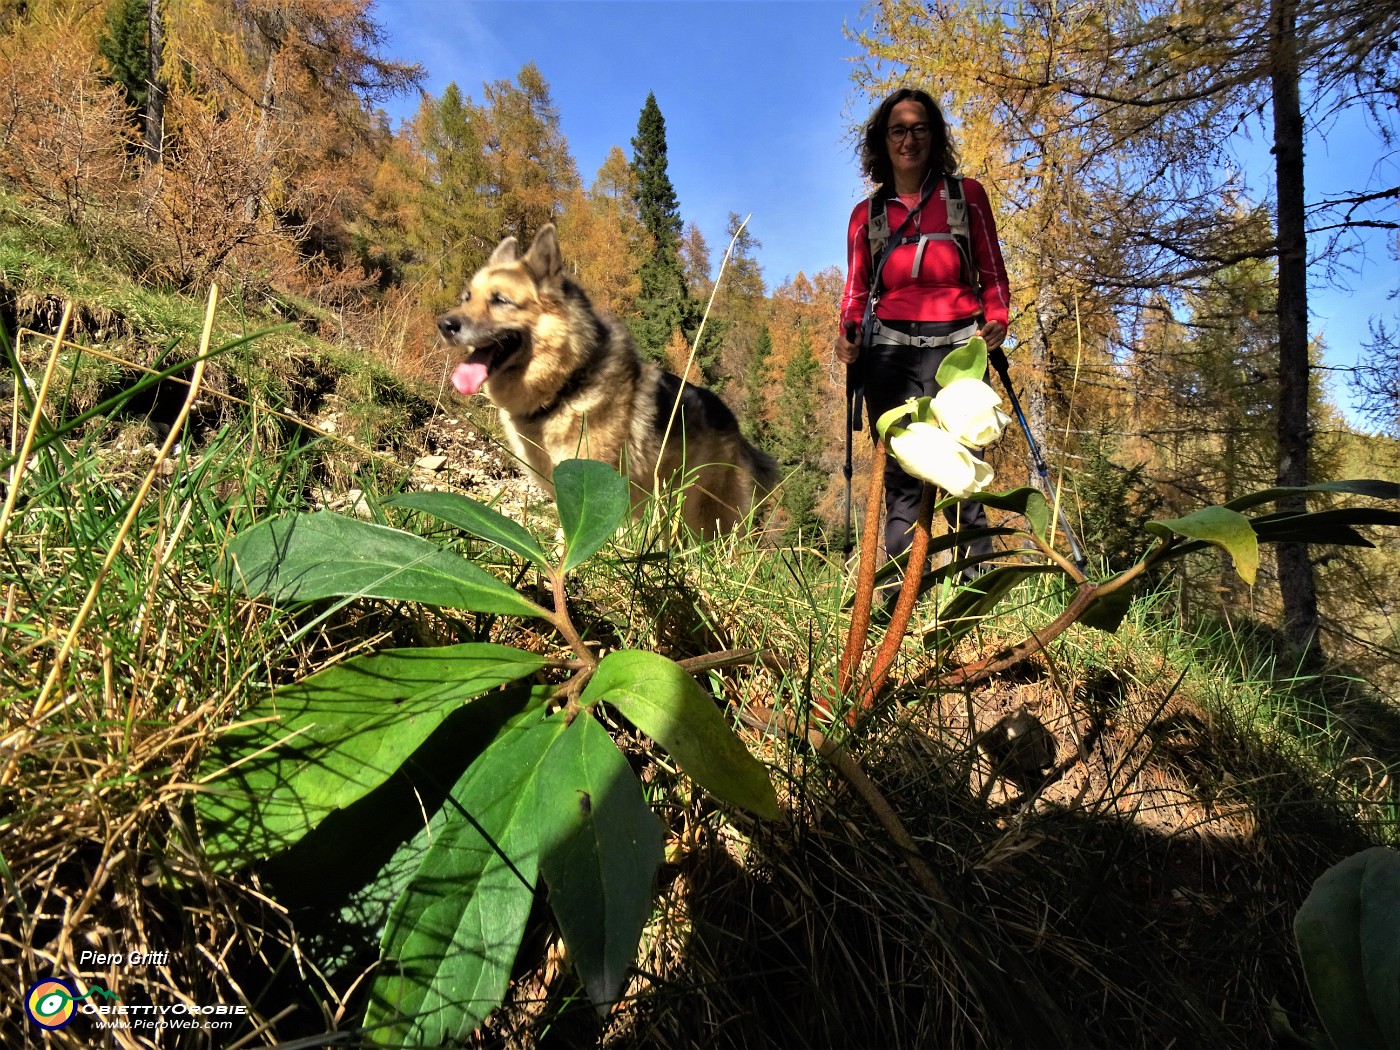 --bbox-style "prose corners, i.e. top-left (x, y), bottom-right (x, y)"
top-left (887, 420), bottom-right (995, 499)
top-left (932, 377), bottom-right (1012, 449)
